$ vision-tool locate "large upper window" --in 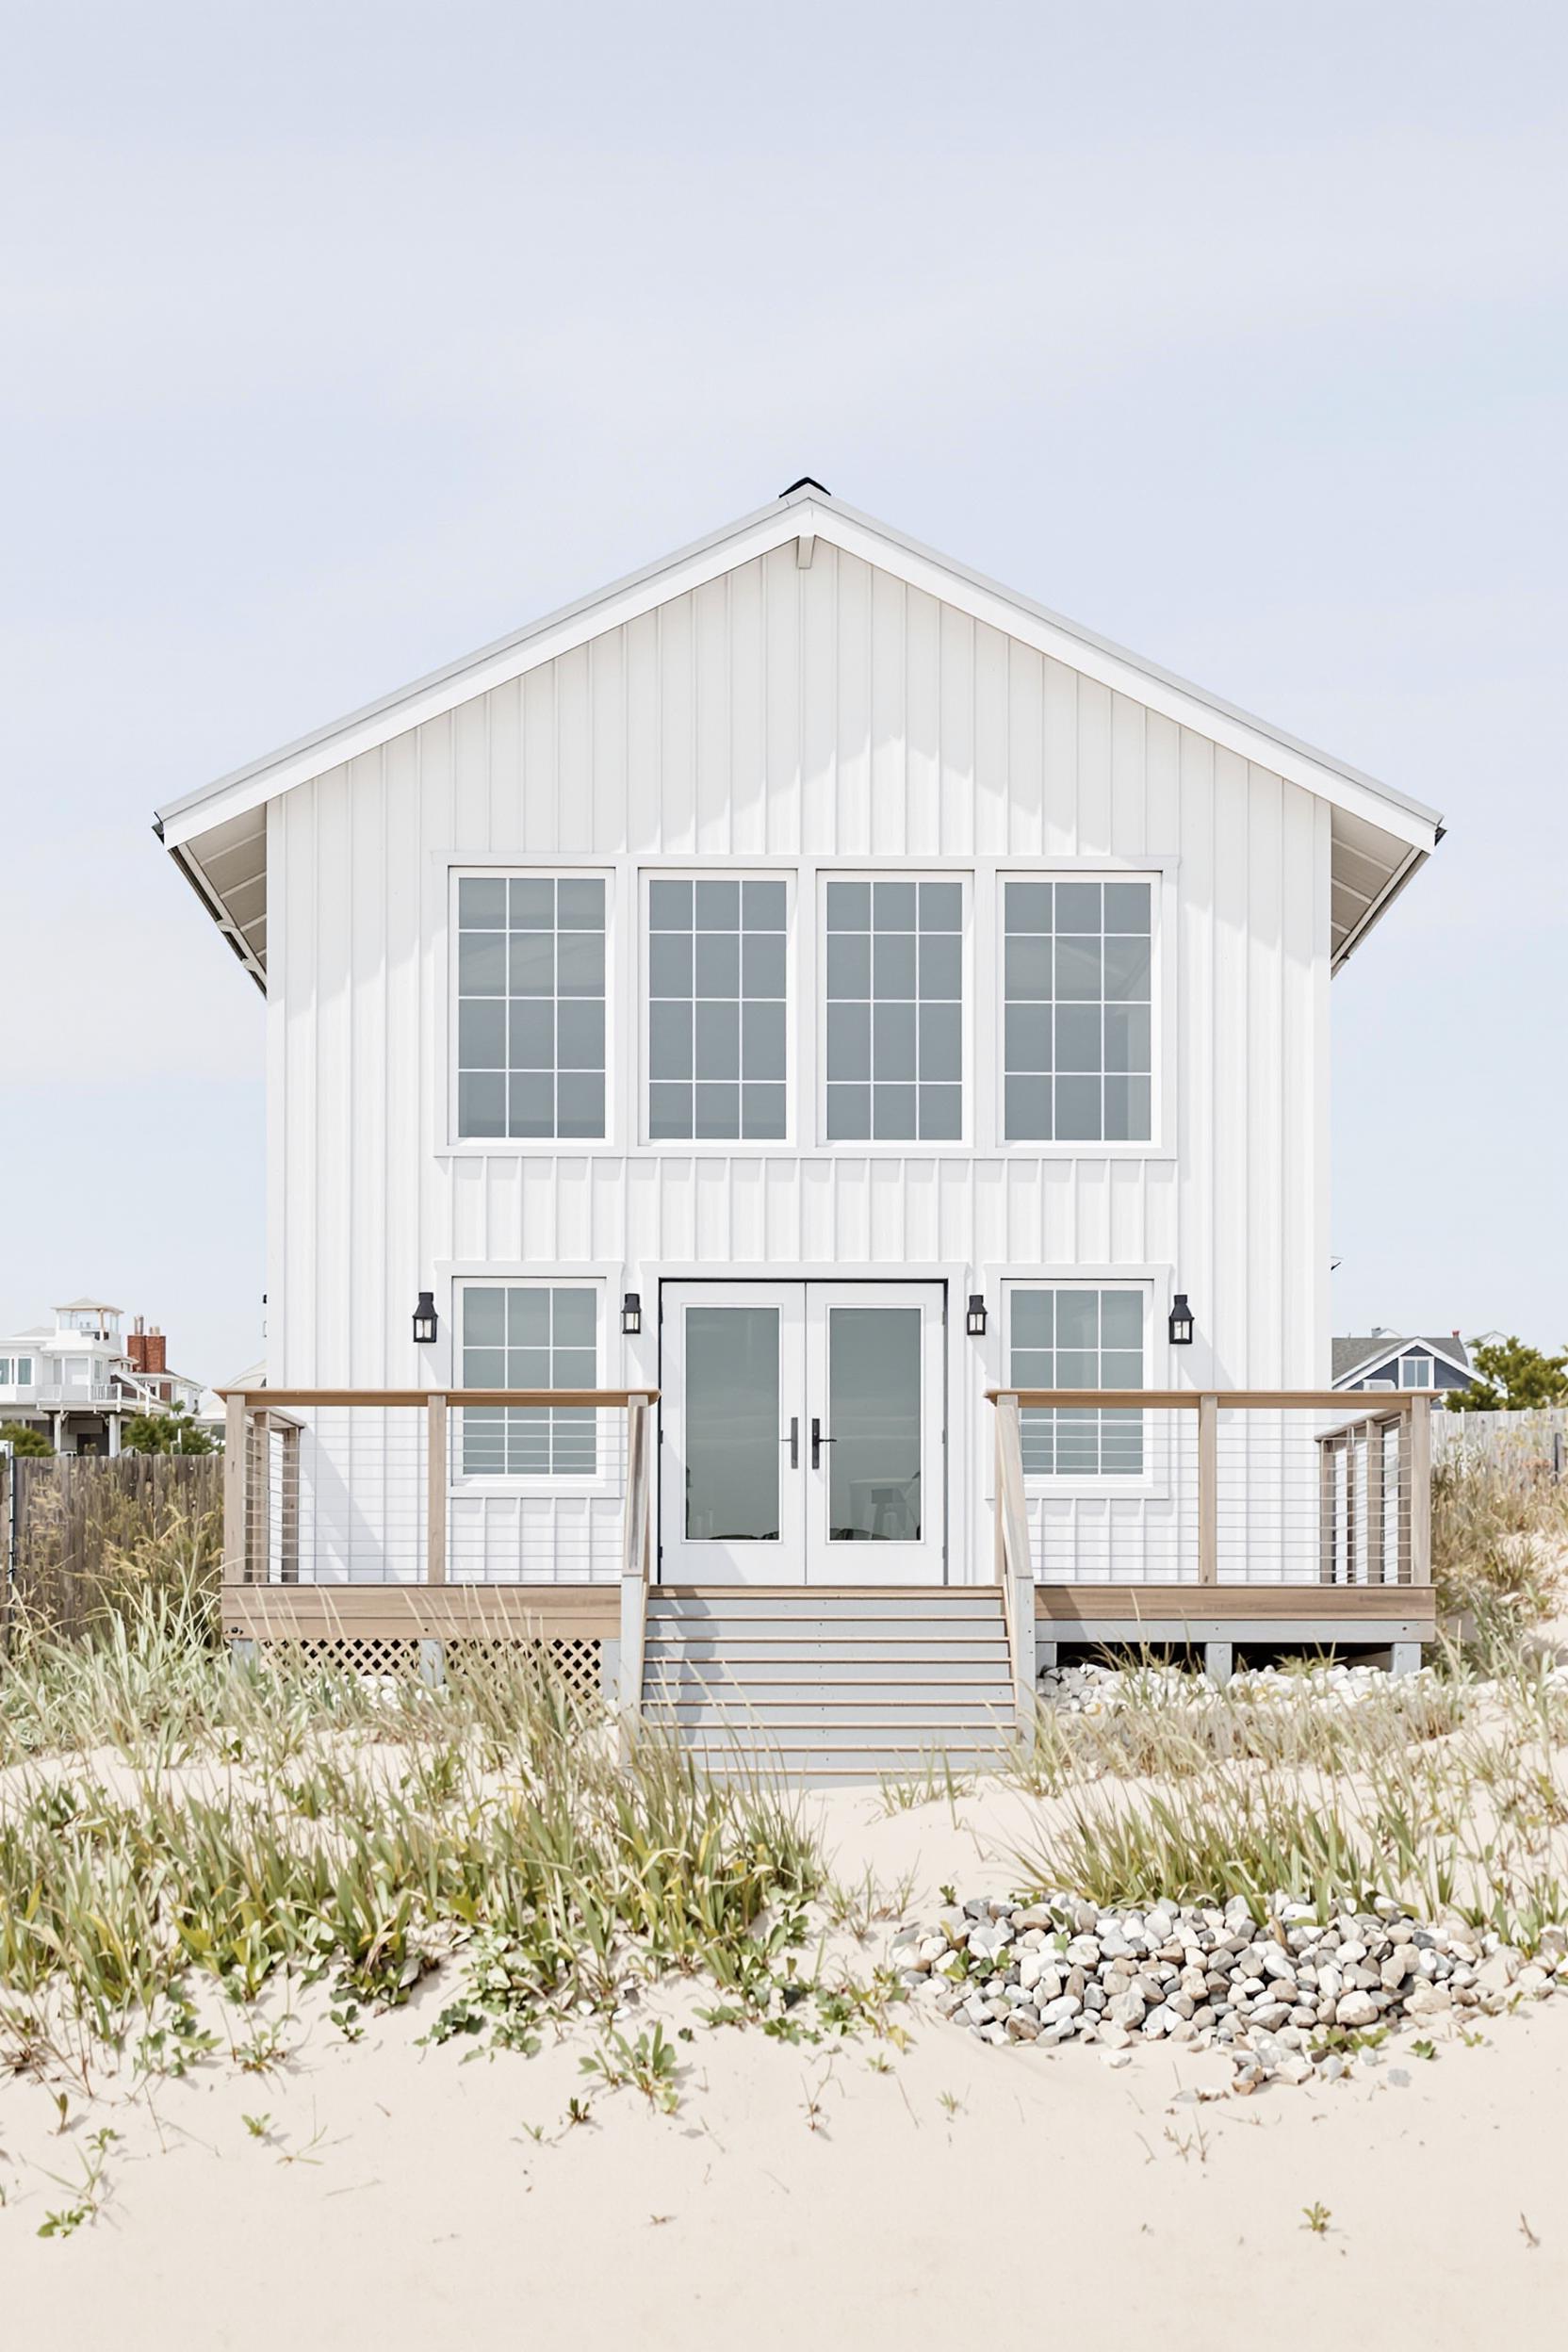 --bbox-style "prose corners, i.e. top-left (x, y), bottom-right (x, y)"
top-left (823, 877), bottom-right (963, 1142)
top-left (458, 1282), bottom-right (597, 1476)
top-left (455, 875), bottom-right (607, 1141)
top-left (1398, 1354), bottom-right (1435, 1388)
top-left (1002, 878), bottom-right (1152, 1143)
top-left (1008, 1284), bottom-right (1146, 1477)
top-left (647, 877), bottom-right (788, 1141)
